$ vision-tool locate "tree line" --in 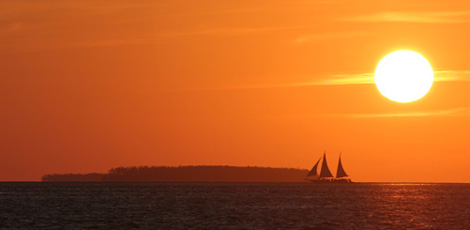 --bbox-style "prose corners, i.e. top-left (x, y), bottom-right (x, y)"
top-left (42, 166), bottom-right (309, 182)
